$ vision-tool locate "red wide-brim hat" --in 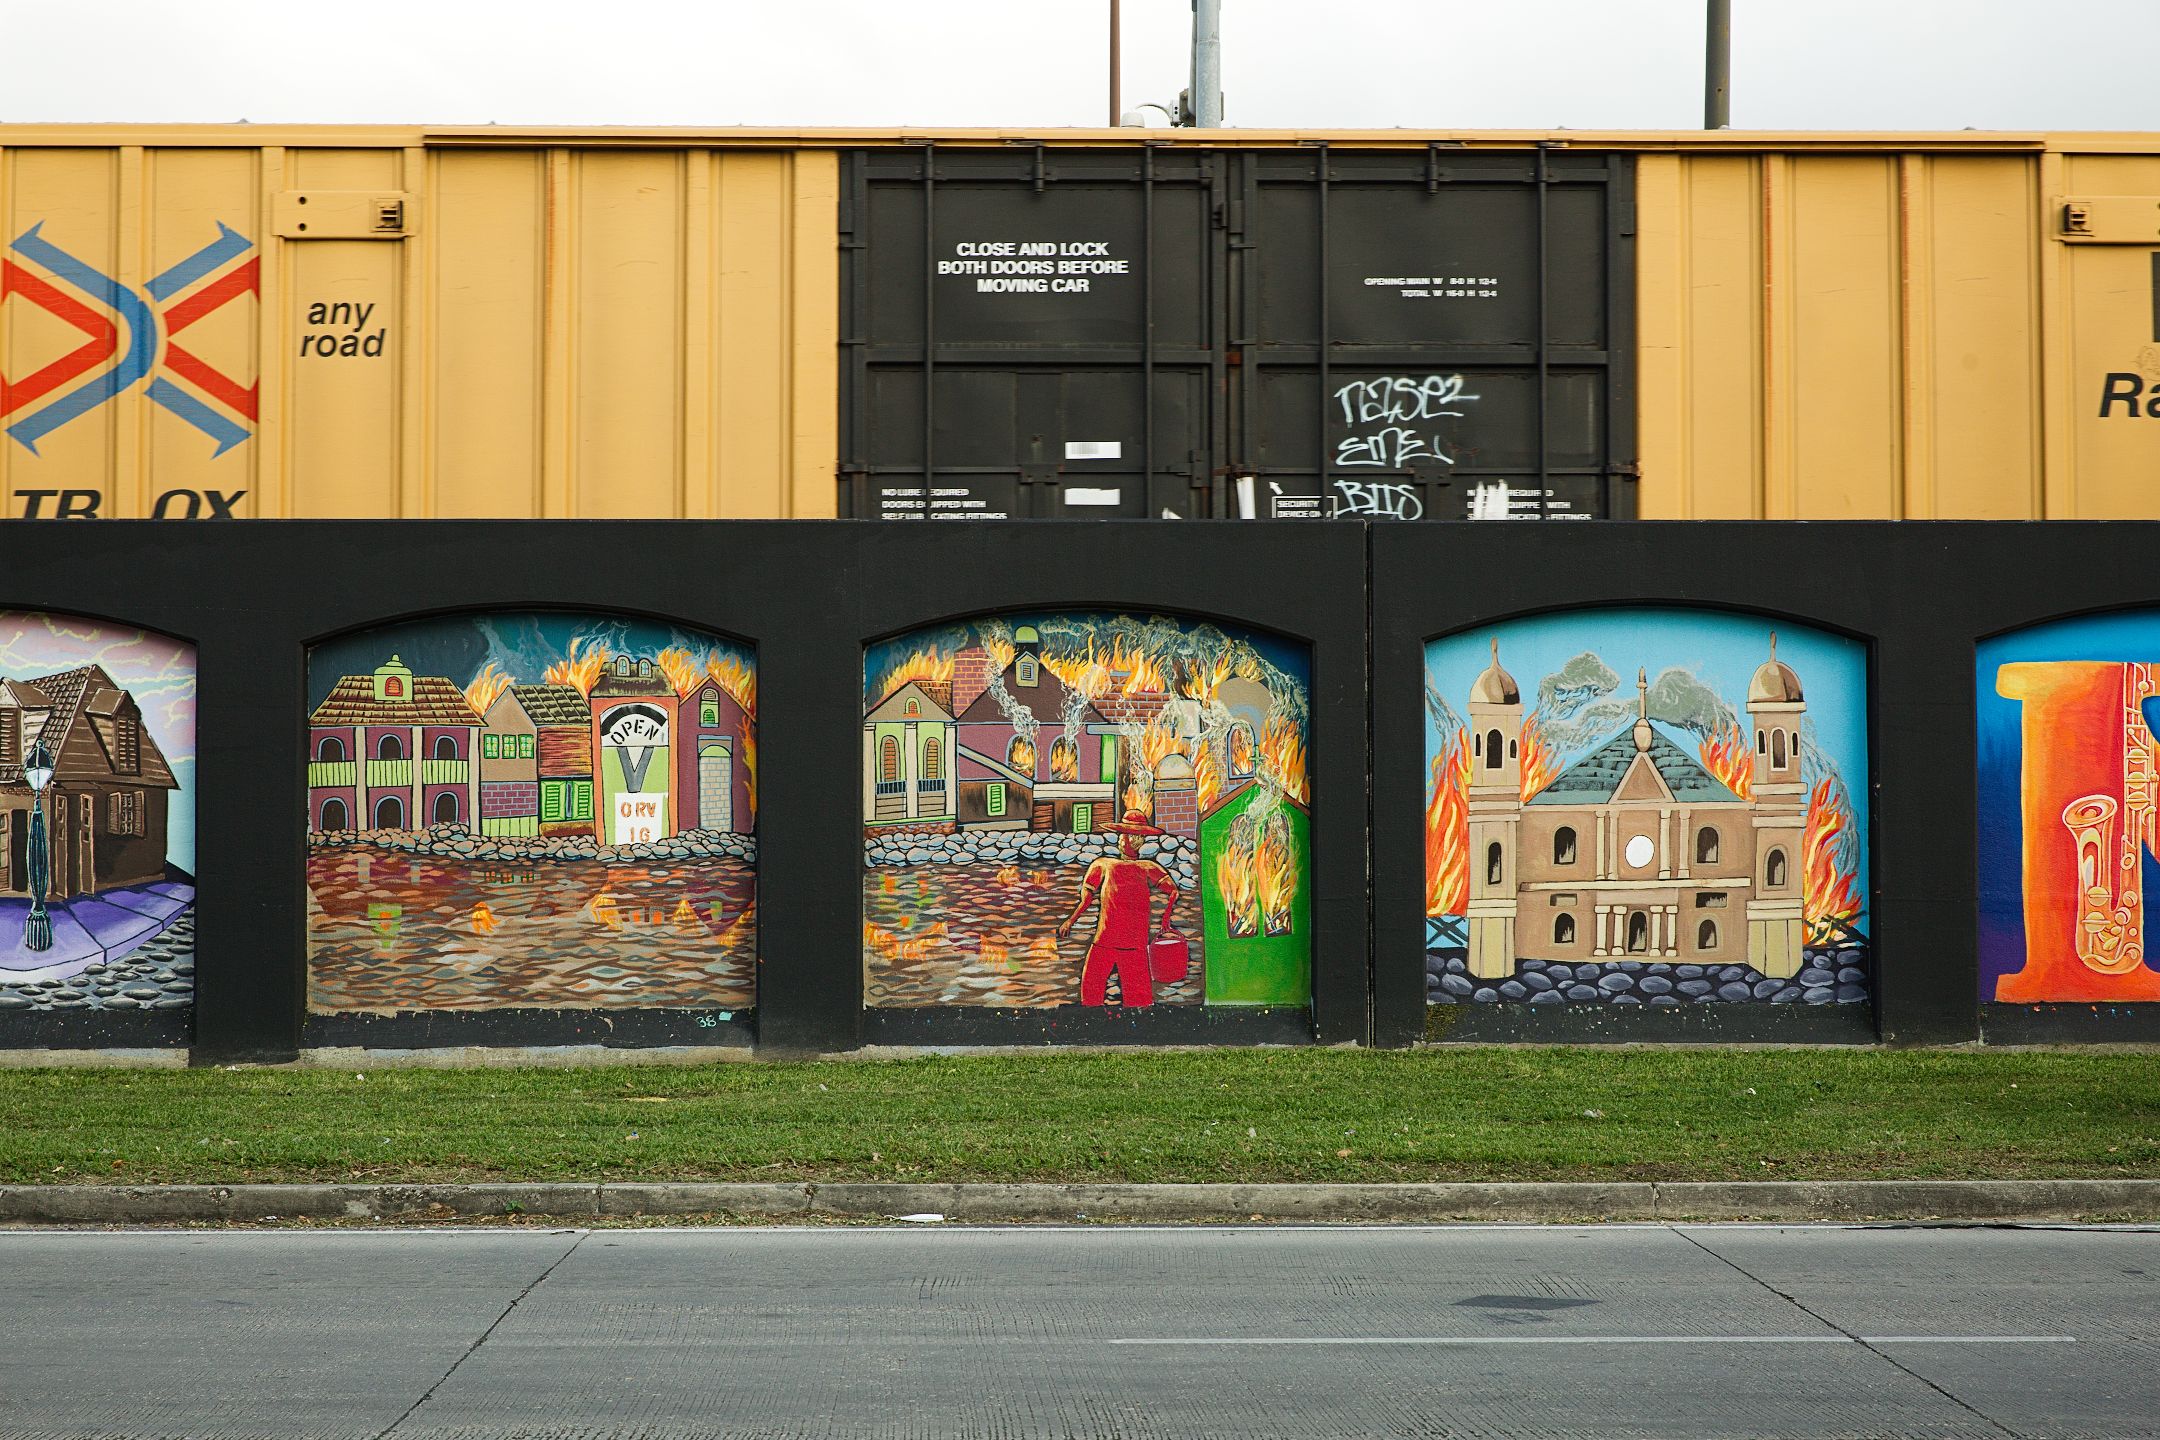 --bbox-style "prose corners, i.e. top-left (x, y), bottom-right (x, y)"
top-left (1102, 807), bottom-right (1166, 836)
